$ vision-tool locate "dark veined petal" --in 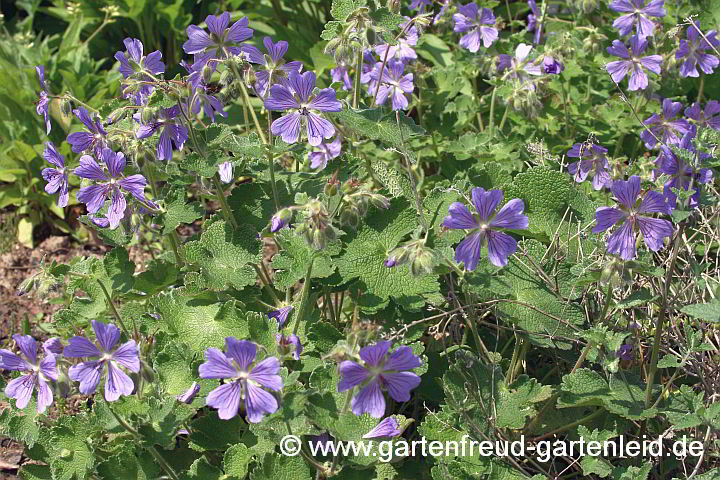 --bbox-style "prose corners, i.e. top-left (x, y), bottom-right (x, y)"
top-left (638, 190), bottom-right (669, 214)
top-left (606, 220), bottom-right (637, 260)
top-left (265, 84), bottom-right (300, 111)
top-left (593, 207), bottom-right (627, 233)
top-left (74, 155), bottom-right (108, 181)
top-left (636, 216), bottom-right (673, 251)
top-left (43, 142), bottom-right (65, 168)
top-left (363, 417), bottom-right (401, 439)
top-left (206, 381), bottom-right (243, 420)
top-left (68, 361), bottom-right (103, 395)
top-left (491, 198), bottom-right (528, 229)
top-left (289, 71), bottom-right (316, 103)
top-left (225, 337), bottom-right (257, 372)
top-left (351, 378), bottom-right (386, 418)
top-left (5, 374), bottom-right (36, 410)
top-left (337, 361), bottom-right (370, 392)
top-left (486, 230), bottom-right (517, 267)
top-left (107, 188), bottom-right (127, 230)
top-left (454, 230), bottom-right (485, 271)
top-left (359, 341), bottom-right (392, 367)
top-left (63, 336), bottom-right (100, 358)
top-left (12, 335), bottom-right (37, 365)
top-left (112, 340), bottom-right (140, 373)
top-left (244, 381), bottom-right (278, 422)
top-left (382, 371), bottom-right (421, 402)
top-left (205, 12), bottom-right (230, 36)
top-left (104, 362), bottom-right (135, 402)
top-left (306, 112), bottom-right (335, 147)
top-left (308, 89), bottom-right (343, 112)
top-left (270, 112), bottom-right (302, 144)
top-left (611, 176), bottom-right (641, 208)
top-left (92, 320), bottom-right (121, 353)
top-left (249, 356), bottom-right (283, 391)
top-left (471, 188), bottom-right (503, 221)
top-left (383, 346), bottom-right (422, 372)
top-left (38, 354), bottom-right (58, 381)
top-left (0, 349), bottom-right (30, 371)
top-left (443, 202), bottom-right (478, 230)
top-left (35, 378), bottom-right (54, 413)
top-left (199, 347), bottom-right (237, 379)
